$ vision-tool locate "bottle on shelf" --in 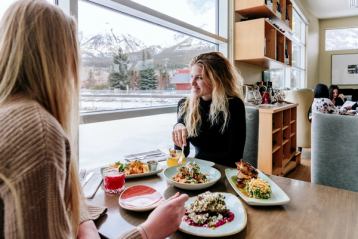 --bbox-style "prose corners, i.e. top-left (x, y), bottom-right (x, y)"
top-left (284, 44), bottom-right (289, 65)
top-left (276, 1), bottom-right (282, 19)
